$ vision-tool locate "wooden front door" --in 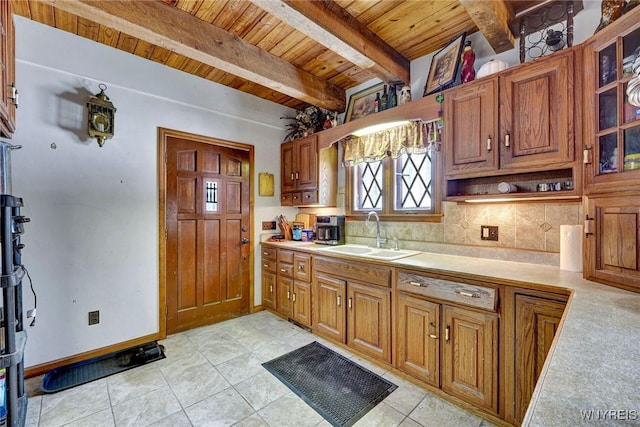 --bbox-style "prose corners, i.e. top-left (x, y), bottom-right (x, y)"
top-left (164, 132), bottom-right (251, 334)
